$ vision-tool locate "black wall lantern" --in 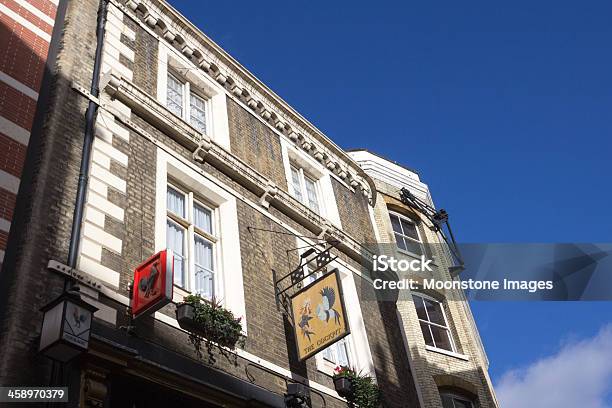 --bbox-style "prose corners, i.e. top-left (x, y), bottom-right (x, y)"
top-left (39, 292), bottom-right (98, 362)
